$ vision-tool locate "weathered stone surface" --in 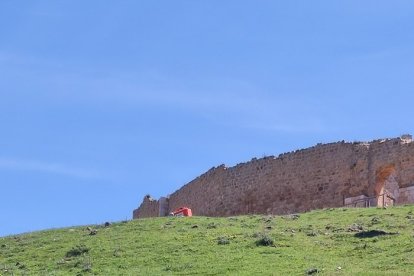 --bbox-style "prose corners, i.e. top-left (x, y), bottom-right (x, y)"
top-left (133, 195), bottom-right (159, 218)
top-left (133, 135), bottom-right (414, 219)
top-left (399, 186), bottom-right (414, 203)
